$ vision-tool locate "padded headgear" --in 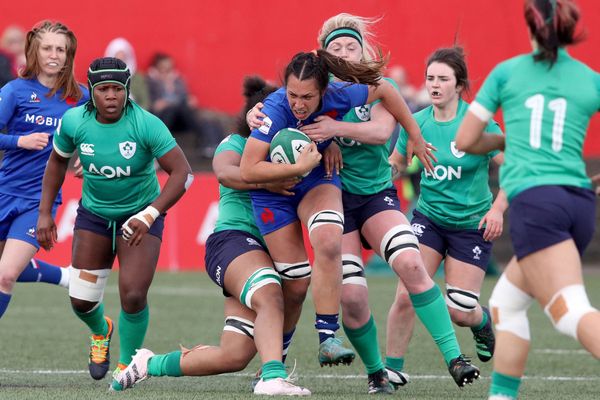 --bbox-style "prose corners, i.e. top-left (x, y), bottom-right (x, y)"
top-left (87, 57), bottom-right (131, 107)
